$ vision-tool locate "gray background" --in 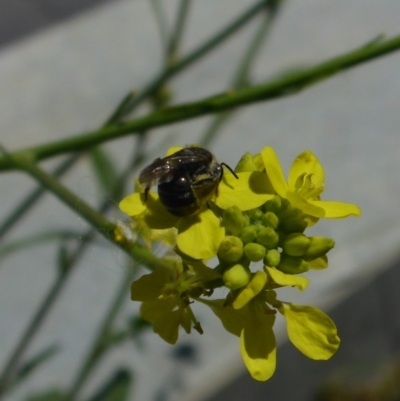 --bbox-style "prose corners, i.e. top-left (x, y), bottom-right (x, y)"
top-left (1, 1), bottom-right (400, 401)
